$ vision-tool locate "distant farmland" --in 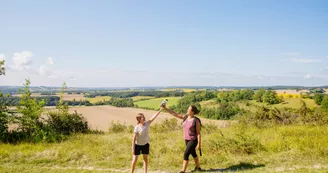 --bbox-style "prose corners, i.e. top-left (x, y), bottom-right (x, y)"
top-left (134, 97), bottom-right (181, 109)
top-left (131, 96), bottom-right (155, 101)
top-left (85, 96), bottom-right (111, 103)
top-left (13, 93), bottom-right (86, 101)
